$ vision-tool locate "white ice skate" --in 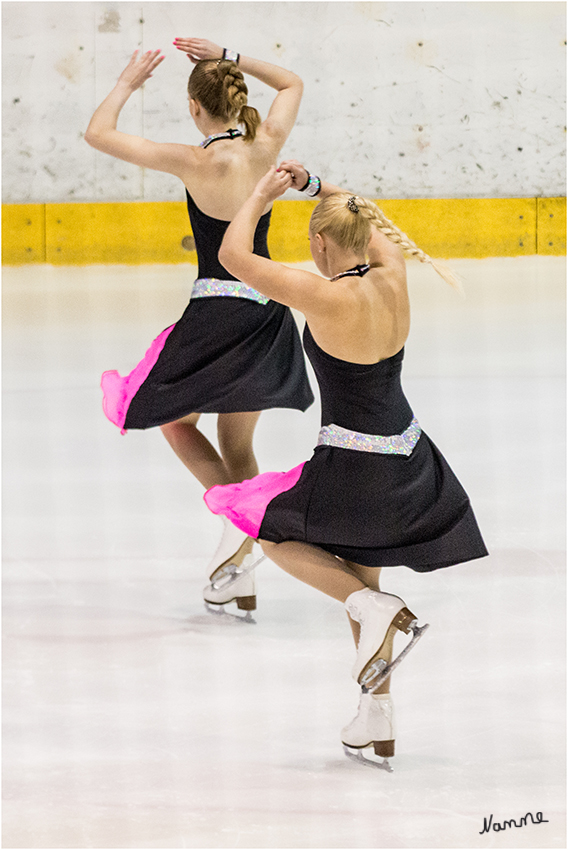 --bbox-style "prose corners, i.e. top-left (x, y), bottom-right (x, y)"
top-left (345, 588), bottom-right (429, 691)
top-left (342, 691), bottom-right (395, 771)
top-left (203, 518), bottom-right (265, 619)
top-left (205, 516), bottom-right (249, 579)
